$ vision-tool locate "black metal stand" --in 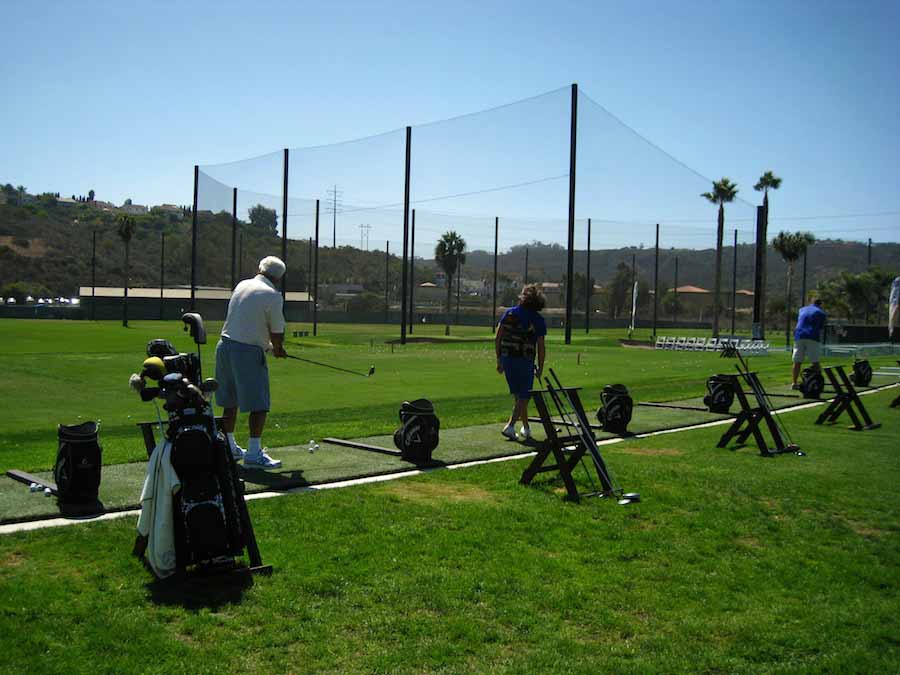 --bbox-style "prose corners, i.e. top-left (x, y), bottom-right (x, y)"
top-left (716, 373), bottom-right (796, 456)
top-left (815, 365), bottom-right (881, 431)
